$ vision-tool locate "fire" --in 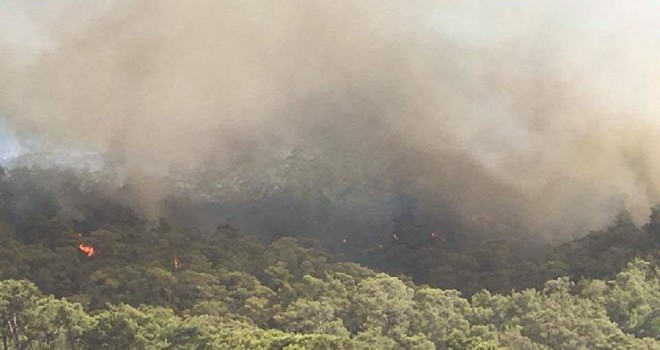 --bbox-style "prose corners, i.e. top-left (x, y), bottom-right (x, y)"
top-left (173, 258), bottom-right (180, 269)
top-left (78, 243), bottom-right (95, 257)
